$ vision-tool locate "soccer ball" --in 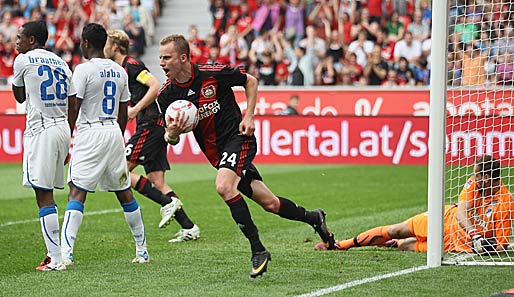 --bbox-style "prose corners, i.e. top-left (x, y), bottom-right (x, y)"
top-left (165, 100), bottom-right (199, 133)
